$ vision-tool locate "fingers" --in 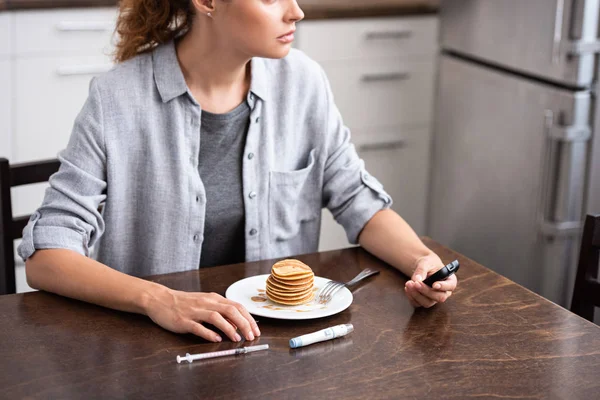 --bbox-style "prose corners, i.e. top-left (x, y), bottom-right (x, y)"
top-left (227, 300), bottom-right (261, 338)
top-left (406, 281), bottom-right (437, 308)
top-left (432, 275), bottom-right (458, 291)
top-left (404, 286), bottom-right (420, 308)
top-left (405, 281), bottom-right (436, 308)
top-left (412, 265), bottom-right (430, 283)
top-left (198, 310), bottom-right (243, 342)
top-left (414, 280), bottom-right (451, 303)
top-left (204, 293), bottom-right (260, 339)
top-left (215, 303), bottom-right (256, 341)
top-left (186, 320), bottom-right (223, 343)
